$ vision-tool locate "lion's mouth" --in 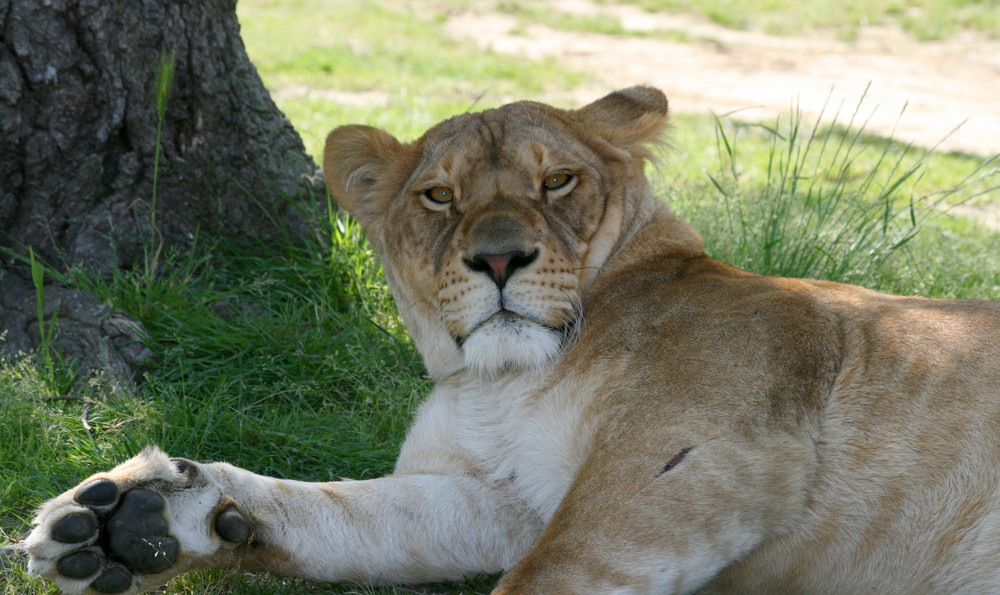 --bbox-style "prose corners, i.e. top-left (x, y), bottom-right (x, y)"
top-left (454, 309), bottom-right (565, 348)
top-left (454, 308), bottom-right (569, 374)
